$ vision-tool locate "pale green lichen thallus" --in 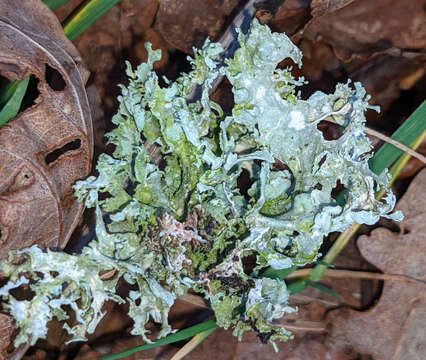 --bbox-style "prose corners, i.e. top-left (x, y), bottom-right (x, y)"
top-left (0, 20), bottom-right (401, 350)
